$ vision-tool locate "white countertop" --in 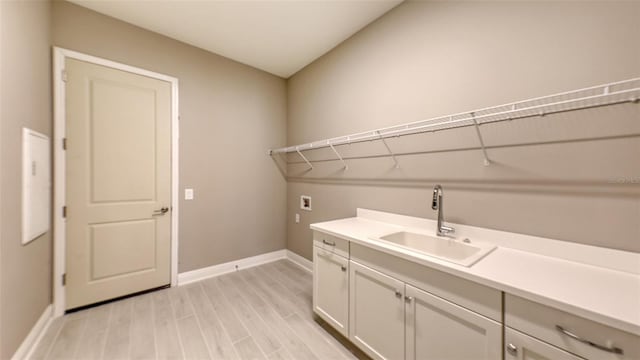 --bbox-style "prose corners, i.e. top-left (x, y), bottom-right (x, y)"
top-left (310, 209), bottom-right (640, 336)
